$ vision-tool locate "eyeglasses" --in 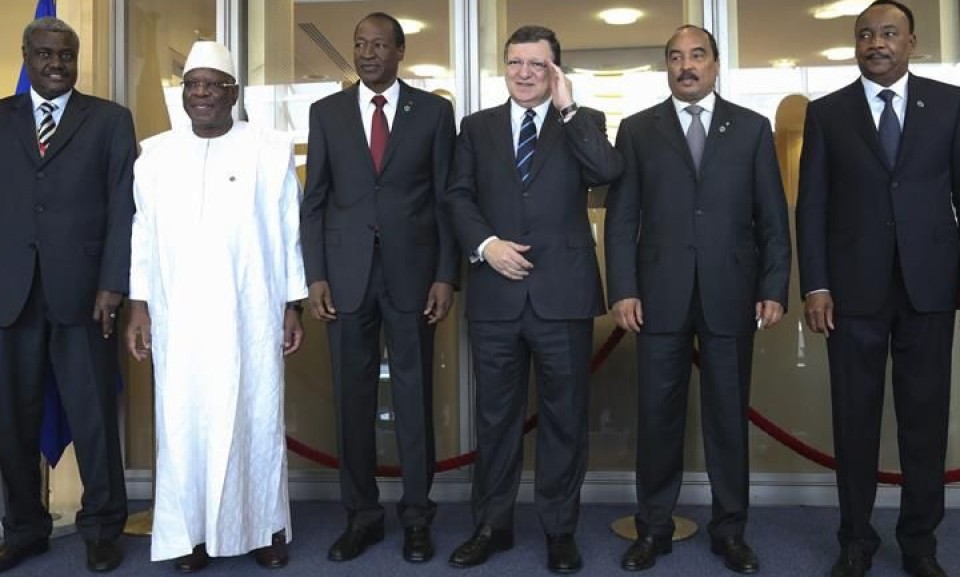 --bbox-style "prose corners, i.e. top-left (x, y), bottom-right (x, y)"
top-left (180, 80), bottom-right (238, 92)
top-left (505, 59), bottom-right (549, 74)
